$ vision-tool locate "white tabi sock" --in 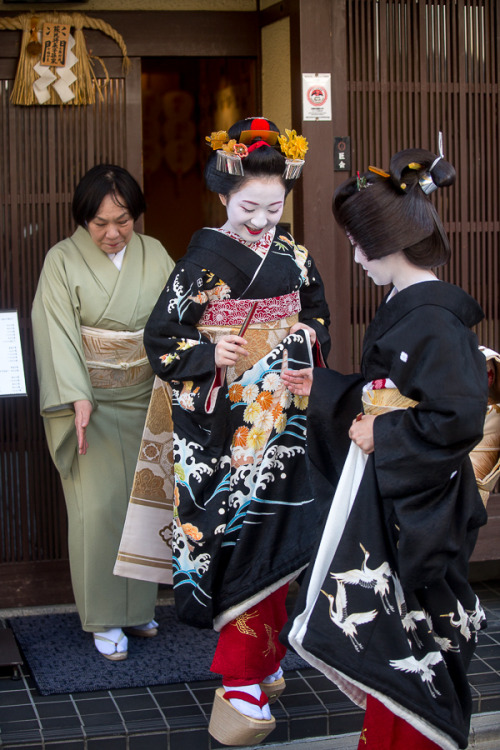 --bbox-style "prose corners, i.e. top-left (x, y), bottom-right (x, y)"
top-left (222, 683), bottom-right (272, 721)
top-left (261, 666), bottom-right (284, 684)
